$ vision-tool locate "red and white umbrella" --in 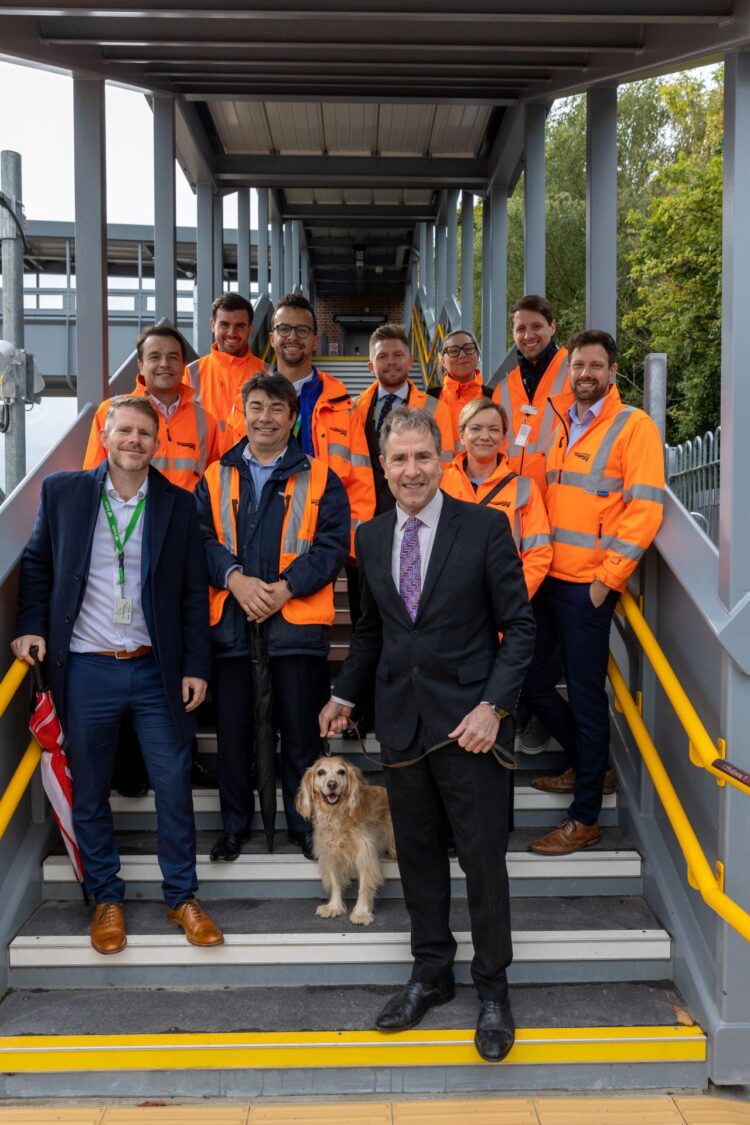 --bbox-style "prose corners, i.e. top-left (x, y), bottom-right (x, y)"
top-left (28, 651), bottom-right (86, 893)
